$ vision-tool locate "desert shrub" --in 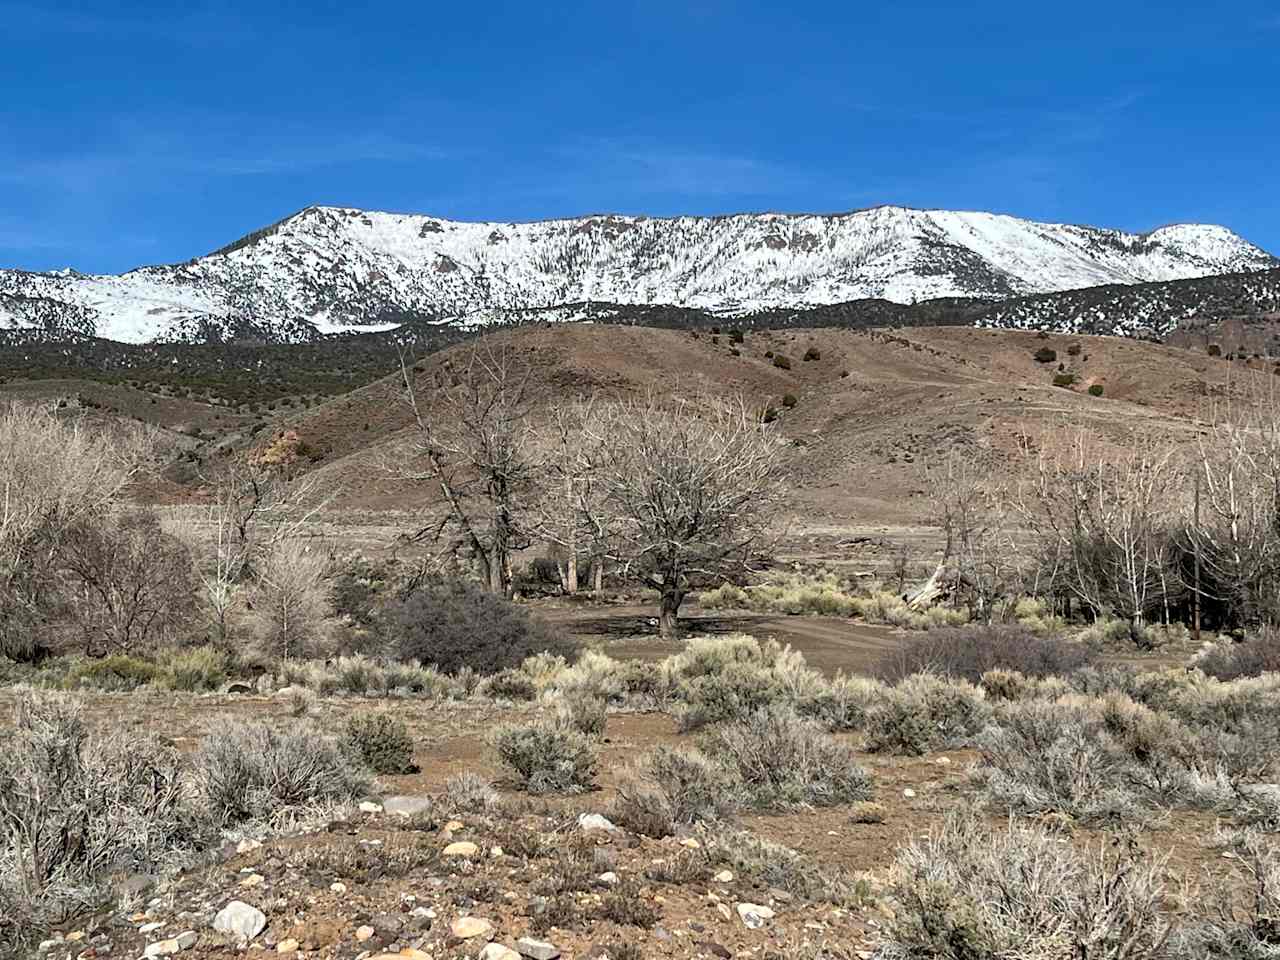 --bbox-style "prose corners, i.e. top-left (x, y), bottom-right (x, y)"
top-left (1173, 828), bottom-right (1280, 957)
top-left (613, 746), bottom-right (739, 835)
top-left (252, 539), bottom-right (331, 660)
top-left (0, 694), bottom-right (198, 936)
top-left (702, 705), bottom-right (872, 809)
top-left (772, 354), bottom-right (792, 370)
top-left (781, 393), bottom-right (799, 409)
top-left (864, 674), bottom-right (990, 755)
top-left (191, 719), bottom-right (370, 824)
top-left (1053, 372), bottom-right (1077, 387)
top-left (1208, 344), bottom-right (1223, 357)
top-left (883, 811), bottom-right (1171, 960)
top-left (489, 718), bottom-right (597, 793)
top-left (480, 668), bottom-right (539, 701)
top-left (802, 346), bottom-right (821, 361)
top-left (874, 624), bottom-right (1096, 683)
top-left (440, 772), bottom-right (498, 811)
top-left (853, 592), bottom-right (969, 630)
top-left (730, 329), bottom-right (744, 344)
top-left (341, 712), bottom-right (417, 774)
top-left (700, 571), bottom-right (859, 617)
top-left (388, 578), bottom-right (578, 674)
top-left (1088, 383), bottom-right (1105, 397)
top-left (675, 662), bottom-right (787, 730)
top-left (1033, 346), bottom-right (1058, 363)
top-left (61, 654), bottom-right (162, 691)
top-left (1198, 628), bottom-right (1280, 681)
top-left (160, 646), bottom-right (229, 691)
top-left (798, 674), bottom-right (888, 730)
top-left (699, 582), bottom-right (750, 610)
top-left (557, 689), bottom-right (608, 737)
